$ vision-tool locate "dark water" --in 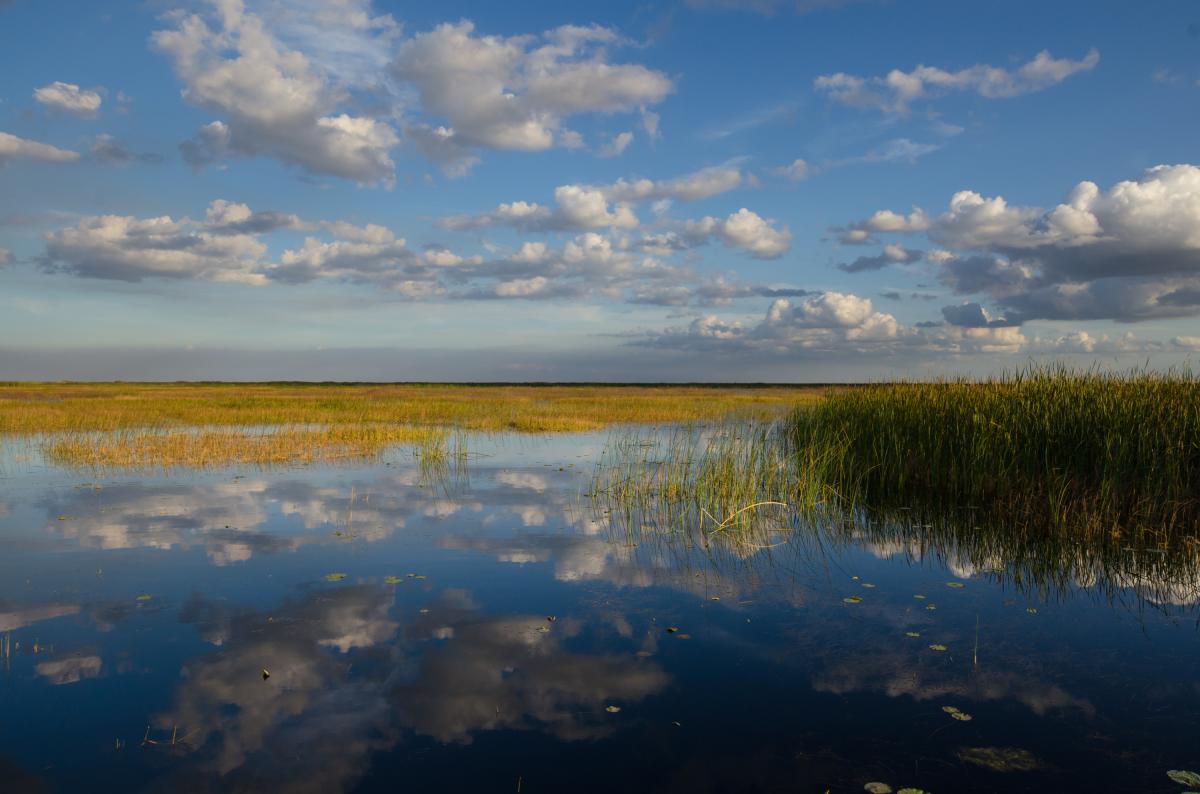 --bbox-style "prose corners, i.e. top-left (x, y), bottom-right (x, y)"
top-left (1, 433), bottom-right (1197, 793)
